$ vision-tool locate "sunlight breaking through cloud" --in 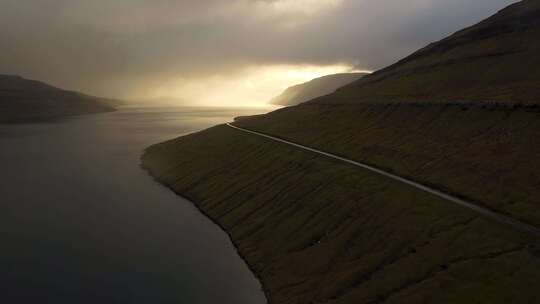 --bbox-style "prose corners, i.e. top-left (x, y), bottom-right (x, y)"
top-left (0, 0), bottom-right (517, 104)
top-left (146, 64), bottom-right (360, 107)
top-left (260, 0), bottom-right (344, 16)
